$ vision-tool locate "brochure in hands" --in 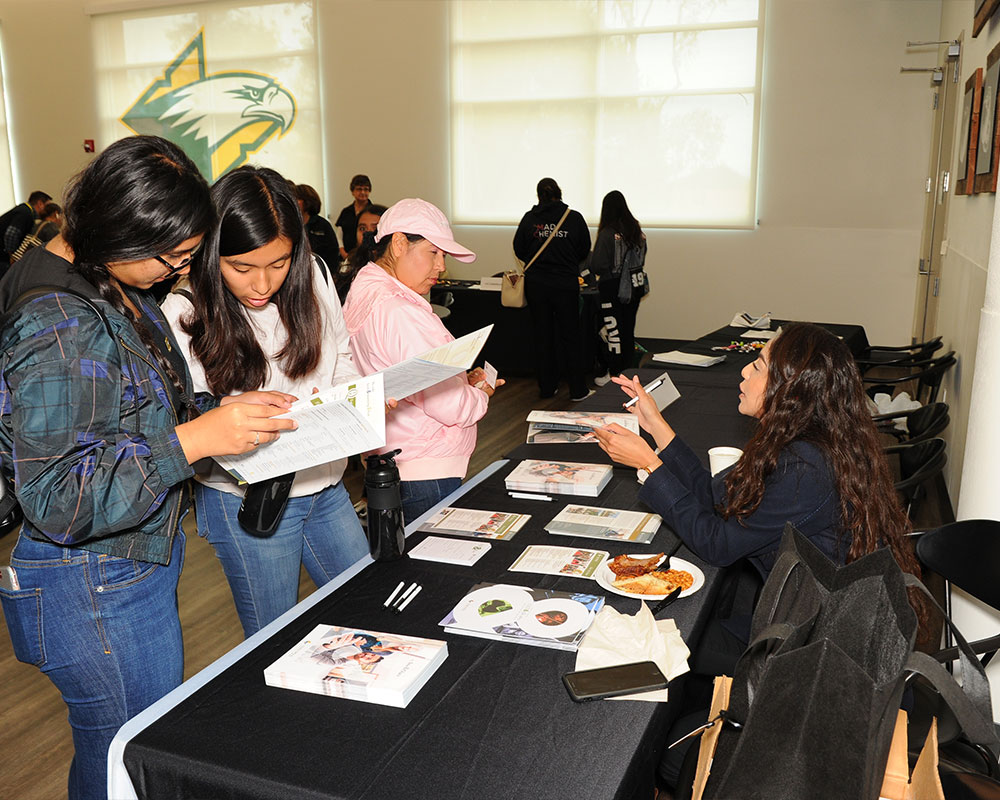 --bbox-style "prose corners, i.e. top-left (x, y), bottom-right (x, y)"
top-left (440, 582), bottom-right (605, 652)
top-left (525, 411), bottom-right (640, 444)
top-left (545, 505), bottom-right (662, 544)
top-left (263, 625), bottom-right (448, 708)
top-left (505, 460), bottom-right (613, 497)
